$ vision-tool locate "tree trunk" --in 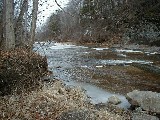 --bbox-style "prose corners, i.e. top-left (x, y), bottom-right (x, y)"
top-left (24, 0), bottom-right (28, 45)
top-left (15, 0), bottom-right (28, 46)
top-left (2, 0), bottom-right (15, 50)
top-left (30, 0), bottom-right (38, 48)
